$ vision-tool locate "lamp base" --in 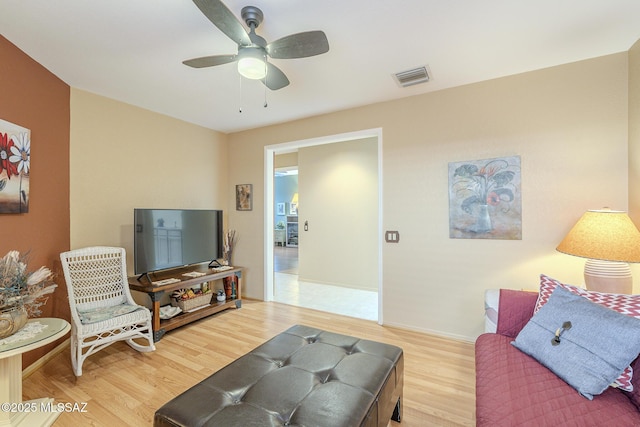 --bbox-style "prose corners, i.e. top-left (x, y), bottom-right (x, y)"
top-left (584, 259), bottom-right (633, 294)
